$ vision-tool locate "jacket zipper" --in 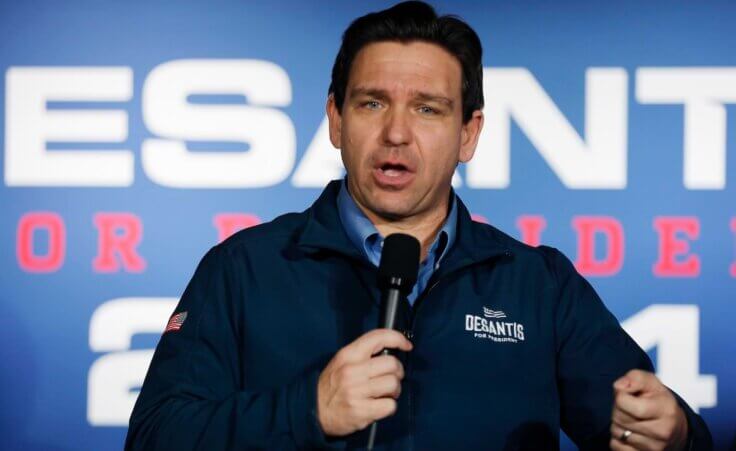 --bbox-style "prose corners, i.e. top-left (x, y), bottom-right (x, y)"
top-left (402, 276), bottom-right (440, 451)
top-left (401, 252), bottom-right (509, 450)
